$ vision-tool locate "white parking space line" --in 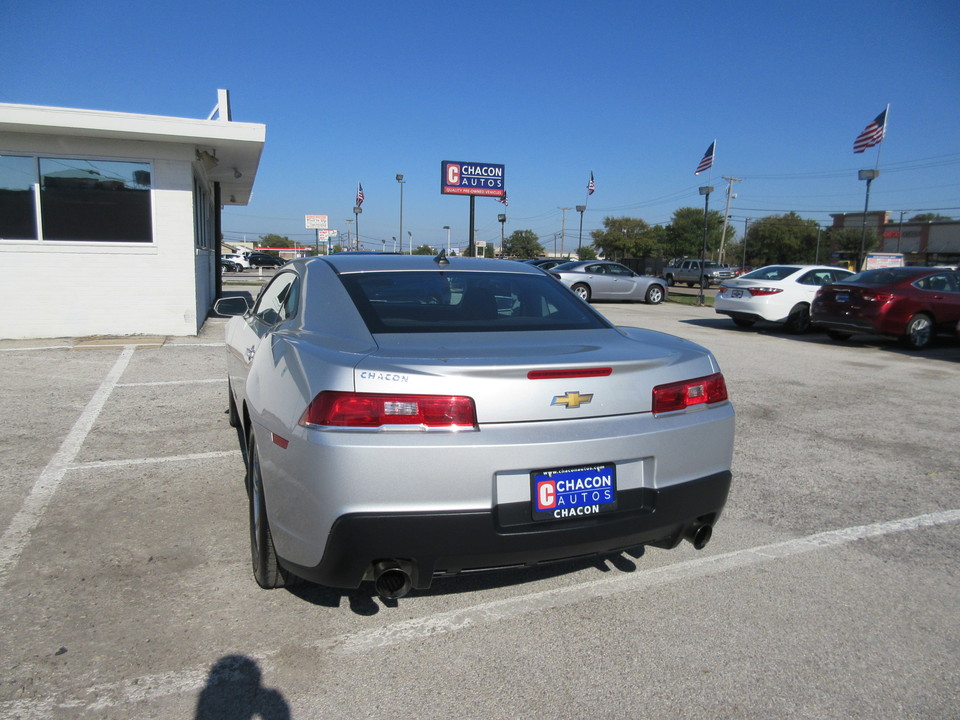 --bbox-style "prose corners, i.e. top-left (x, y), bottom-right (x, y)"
top-left (116, 379), bottom-right (224, 388)
top-left (336, 509), bottom-right (960, 653)
top-left (69, 450), bottom-right (241, 471)
top-left (0, 346), bottom-right (135, 586)
top-left (4, 508), bottom-right (956, 717)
